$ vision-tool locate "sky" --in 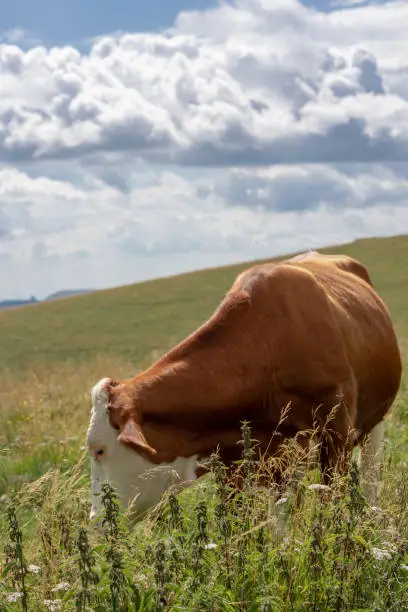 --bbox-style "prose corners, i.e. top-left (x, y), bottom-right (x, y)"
top-left (0, 0), bottom-right (407, 300)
